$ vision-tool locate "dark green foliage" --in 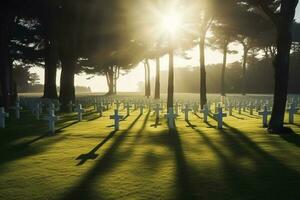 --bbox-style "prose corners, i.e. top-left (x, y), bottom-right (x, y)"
top-left (155, 54), bottom-right (300, 94)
